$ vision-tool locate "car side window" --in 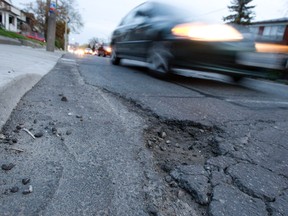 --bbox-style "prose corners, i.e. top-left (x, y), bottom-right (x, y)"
top-left (134, 3), bottom-right (154, 25)
top-left (119, 3), bottom-right (153, 26)
top-left (134, 11), bottom-right (148, 25)
top-left (119, 9), bottom-right (137, 26)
